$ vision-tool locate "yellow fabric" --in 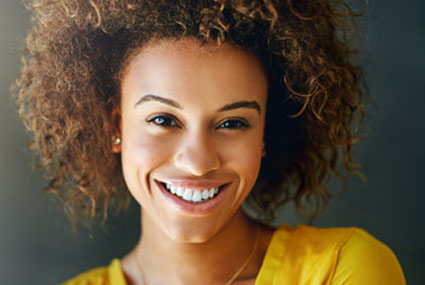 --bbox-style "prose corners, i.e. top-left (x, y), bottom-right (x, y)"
top-left (62, 259), bottom-right (126, 285)
top-left (255, 225), bottom-right (406, 285)
top-left (62, 225), bottom-right (406, 285)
